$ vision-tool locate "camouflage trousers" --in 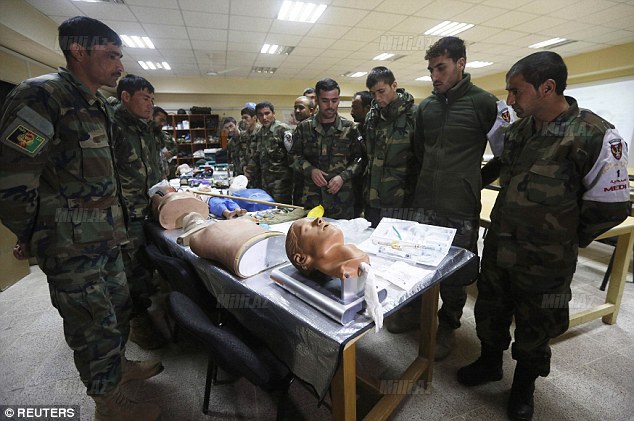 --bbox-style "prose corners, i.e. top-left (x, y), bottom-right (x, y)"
top-left (121, 220), bottom-right (155, 315)
top-left (37, 247), bottom-right (132, 395)
top-left (475, 253), bottom-right (573, 377)
top-left (412, 210), bottom-right (480, 330)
